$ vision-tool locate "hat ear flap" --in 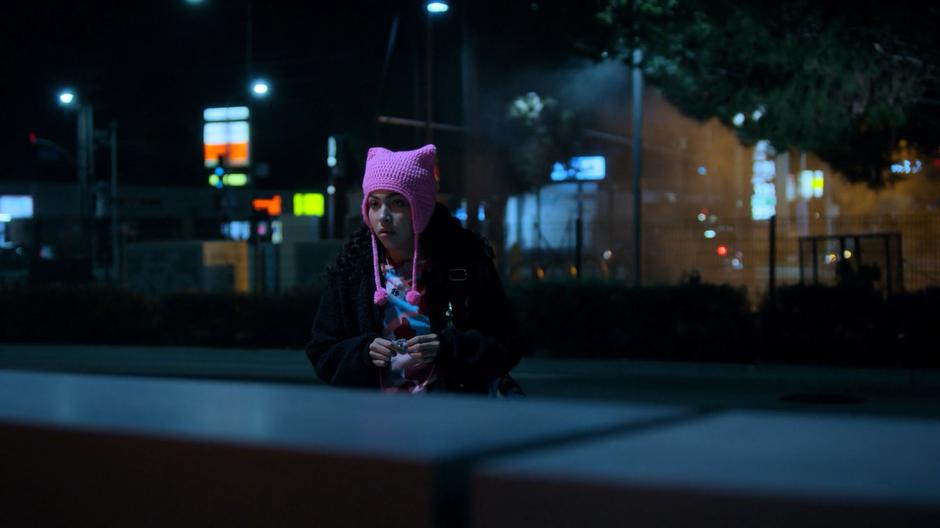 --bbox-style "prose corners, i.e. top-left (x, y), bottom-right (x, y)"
top-left (367, 147), bottom-right (391, 161)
